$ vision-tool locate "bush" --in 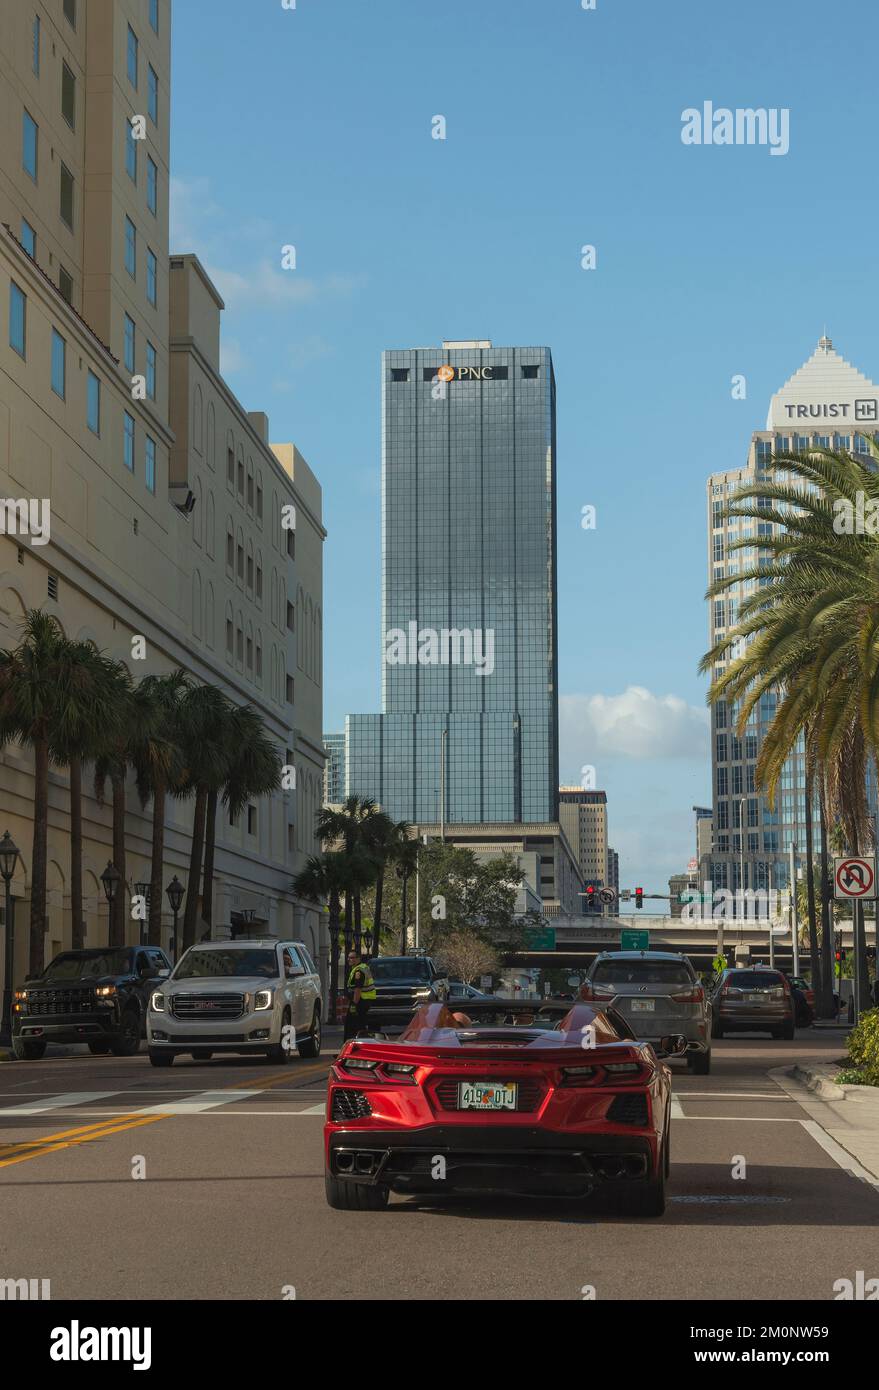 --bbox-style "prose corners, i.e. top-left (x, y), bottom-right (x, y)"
top-left (844, 1007), bottom-right (879, 1085)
